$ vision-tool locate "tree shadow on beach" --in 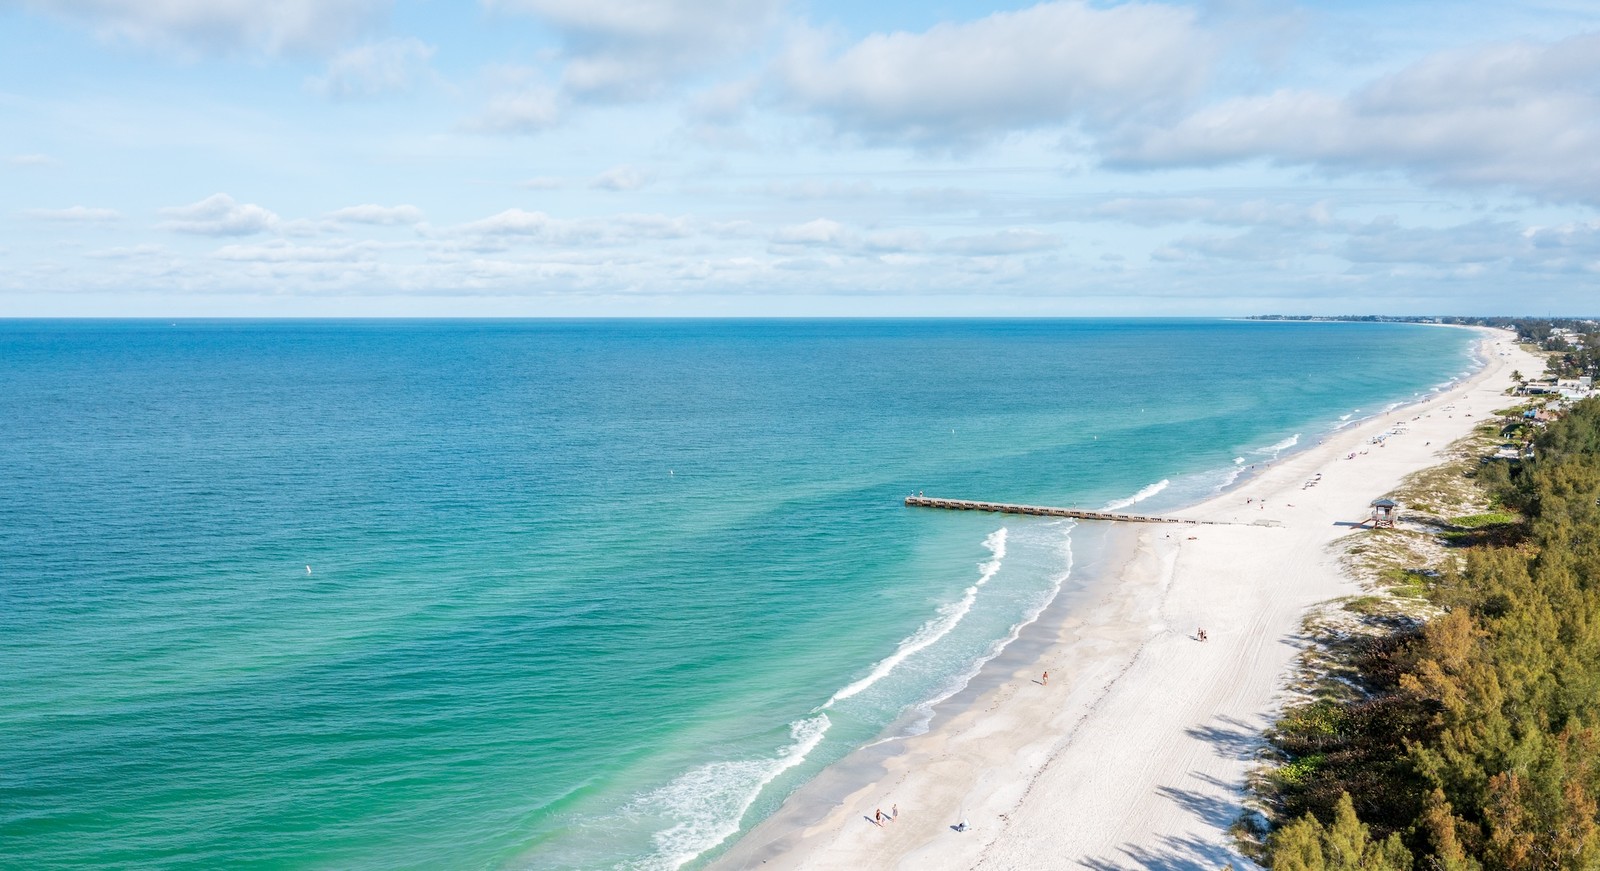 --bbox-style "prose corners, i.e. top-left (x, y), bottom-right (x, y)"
top-left (1079, 770), bottom-right (1257, 870)
top-left (1184, 714), bottom-right (1269, 762)
top-left (1081, 831), bottom-right (1251, 871)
